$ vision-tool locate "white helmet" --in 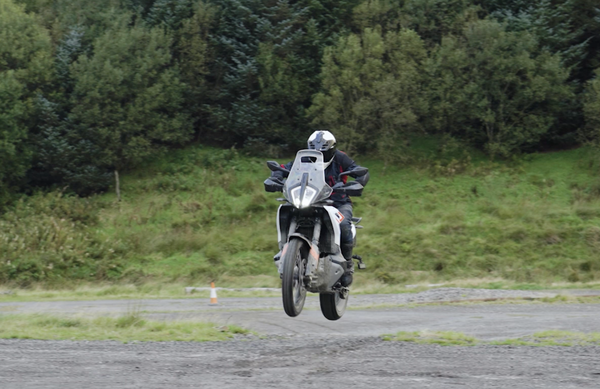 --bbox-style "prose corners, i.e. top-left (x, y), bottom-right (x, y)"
top-left (307, 131), bottom-right (336, 162)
